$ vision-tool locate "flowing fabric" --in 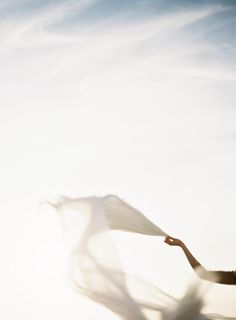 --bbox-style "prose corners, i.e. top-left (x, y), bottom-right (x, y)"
top-left (50, 194), bottom-right (167, 236)
top-left (50, 194), bottom-right (228, 320)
